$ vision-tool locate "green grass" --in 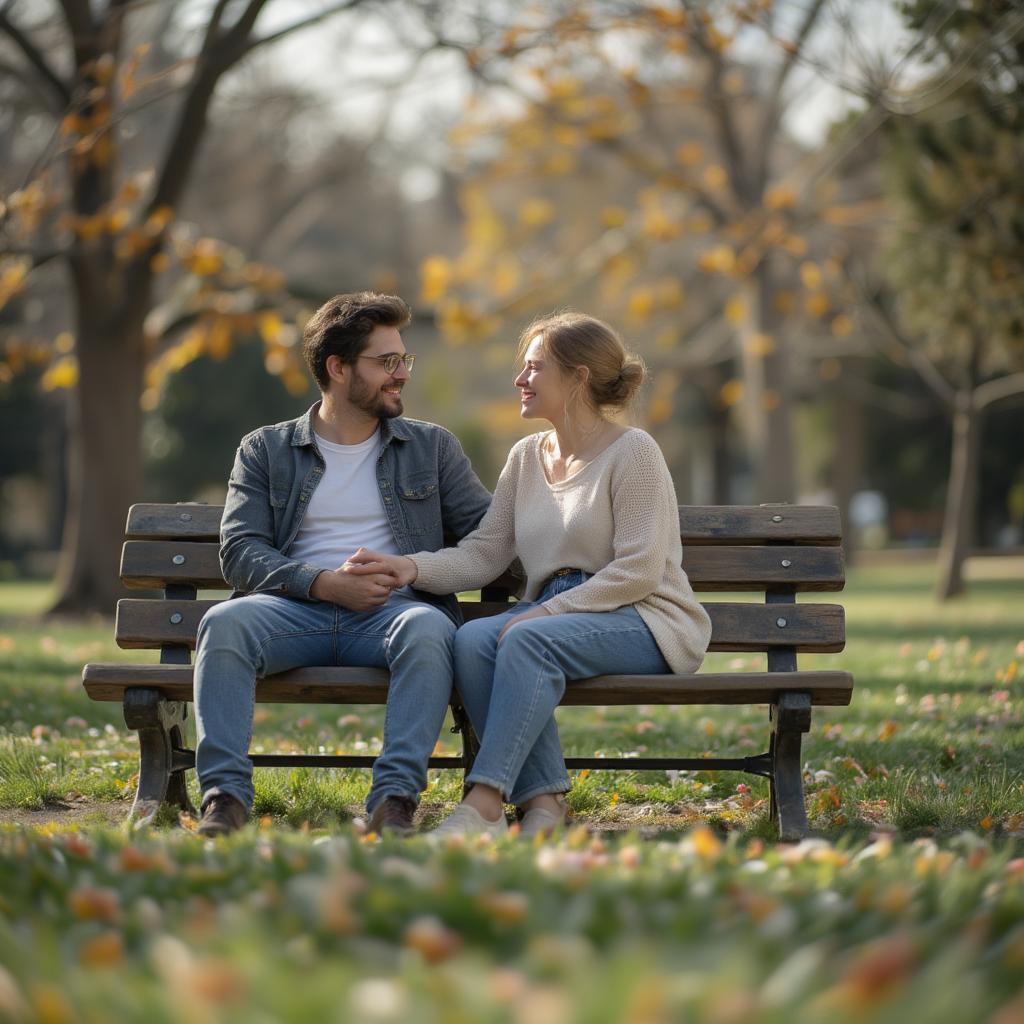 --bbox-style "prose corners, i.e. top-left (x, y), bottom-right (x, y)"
top-left (0, 561), bottom-right (1021, 1022)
